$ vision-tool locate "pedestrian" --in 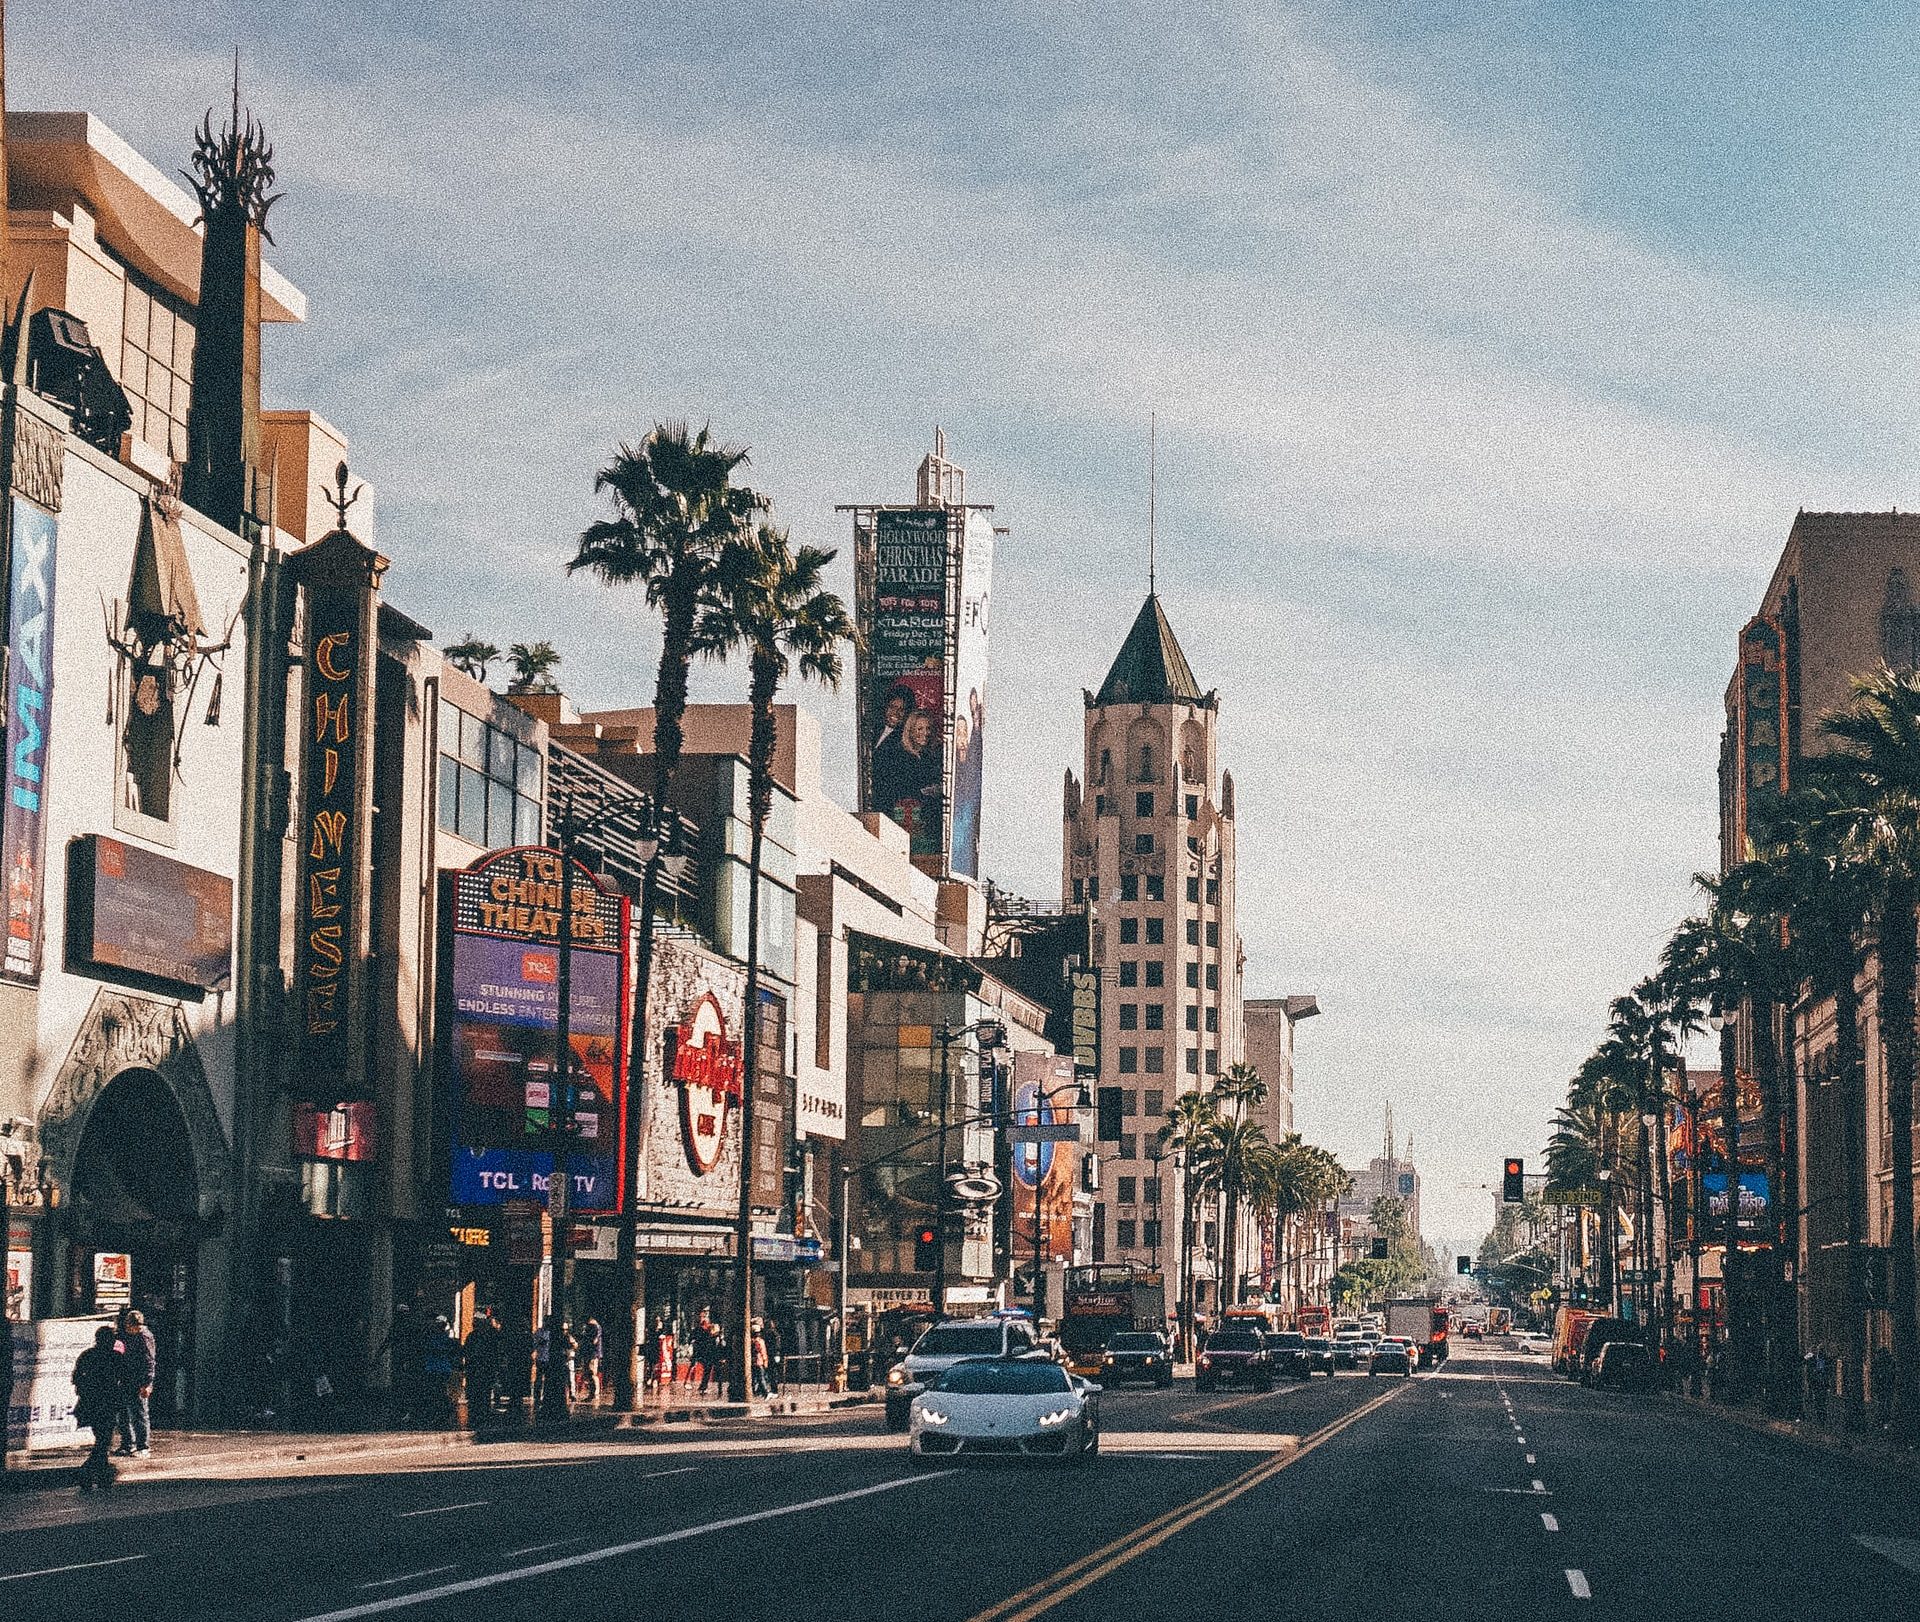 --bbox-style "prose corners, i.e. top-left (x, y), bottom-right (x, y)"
top-left (579, 1318), bottom-right (604, 1402)
top-left (750, 1320), bottom-right (771, 1399)
top-left (71, 1325), bottom-right (123, 1492)
top-left (652, 1317), bottom-right (676, 1394)
top-left (700, 1324), bottom-right (726, 1396)
top-left (693, 1311), bottom-right (719, 1395)
top-left (116, 1308), bottom-right (156, 1458)
top-left (764, 1317), bottom-right (784, 1394)
top-left (465, 1309), bottom-right (502, 1422)
top-left (1807, 1346), bottom-right (1832, 1425)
